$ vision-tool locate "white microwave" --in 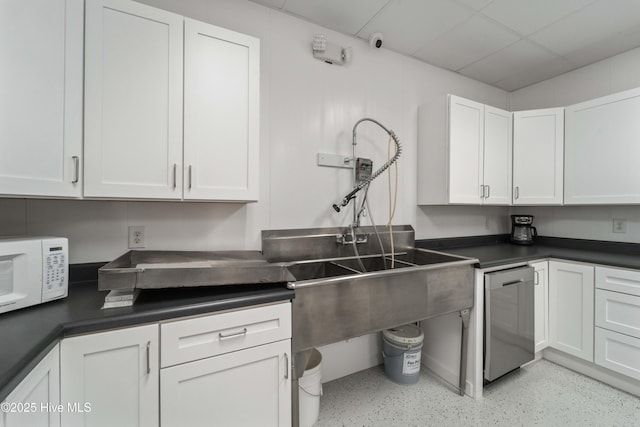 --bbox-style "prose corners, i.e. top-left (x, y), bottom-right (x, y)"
top-left (0, 236), bottom-right (68, 315)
